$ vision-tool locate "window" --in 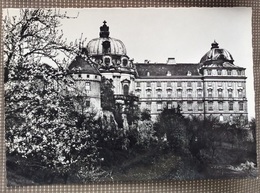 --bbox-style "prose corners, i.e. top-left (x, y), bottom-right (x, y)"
top-left (188, 102), bottom-right (192, 111)
top-left (146, 102), bottom-right (151, 110)
top-left (147, 72), bottom-right (150, 76)
top-left (218, 82), bottom-right (222, 87)
top-left (228, 89), bottom-right (233, 98)
top-left (239, 102), bottom-right (244, 111)
top-left (157, 91), bottom-right (162, 98)
top-left (238, 89), bottom-right (243, 98)
top-left (177, 90), bottom-right (182, 98)
top-left (187, 89), bottom-right (192, 98)
top-left (187, 82), bottom-right (192, 87)
top-left (208, 69), bottom-right (212, 75)
top-left (104, 57), bottom-right (110, 65)
top-left (208, 82), bottom-right (212, 87)
top-left (157, 102), bottom-right (162, 111)
top-left (167, 91), bottom-right (172, 97)
top-left (198, 102), bottom-right (203, 111)
top-left (218, 89), bottom-right (223, 98)
top-left (208, 89), bottom-right (213, 97)
top-left (95, 75), bottom-right (98, 79)
top-left (177, 82), bottom-right (182, 87)
top-left (167, 82), bottom-right (171, 87)
top-left (123, 85), bottom-right (129, 96)
top-left (237, 70), bottom-right (242, 75)
top-left (146, 91), bottom-right (151, 98)
top-left (238, 82), bottom-right (242, 87)
top-left (87, 74), bottom-right (90, 78)
top-left (227, 70), bottom-right (232, 75)
top-left (208, 102), bottom-right (213, 111)
top-left (166, 71), bottom-right (171, 76)
top-left (146, 82), bottom-right (151, 87)
top-left (228, 82), bottom-right (232, 87)
top-left (219, 102), bottom-right (223, 111)
top-left (219, 115), bottom-right (224, 122)
top-left (197, 82), bottom-right (202, 87)
top-left (86, 82), bottom-right (91, 91)
top-left (217, 69), bottom-right (222, 75)
top-left (136, 82), bottom-right (140, 87)
top-left (157, 82), bottom-right (161, 87)
top-left (85, 100), bottom-right (90, 107)
top-left (197, 89), bottom-right (202, 97)
top-left (122, 59), bottom-right (128, 66)
top-left (230, 115), bottom-right (233, 123)
top-left (78, 74), bottom-right (82, 78)
top-left (229, 102), bottom-right (233, 111)
top-left (167, 102), bottom-right (172, 109)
